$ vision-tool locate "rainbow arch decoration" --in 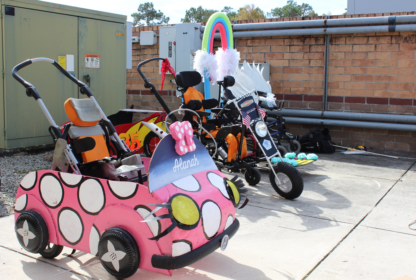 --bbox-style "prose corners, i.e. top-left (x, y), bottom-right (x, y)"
top-left (194, 12), bottom-right (240, 99)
